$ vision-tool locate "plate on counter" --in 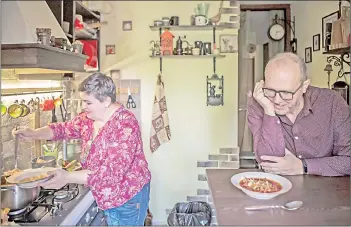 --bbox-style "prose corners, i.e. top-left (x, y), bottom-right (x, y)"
top-left (6, 167), bottom-right (58, 188)
top-left (231, 172), bottom-right (292, 200)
